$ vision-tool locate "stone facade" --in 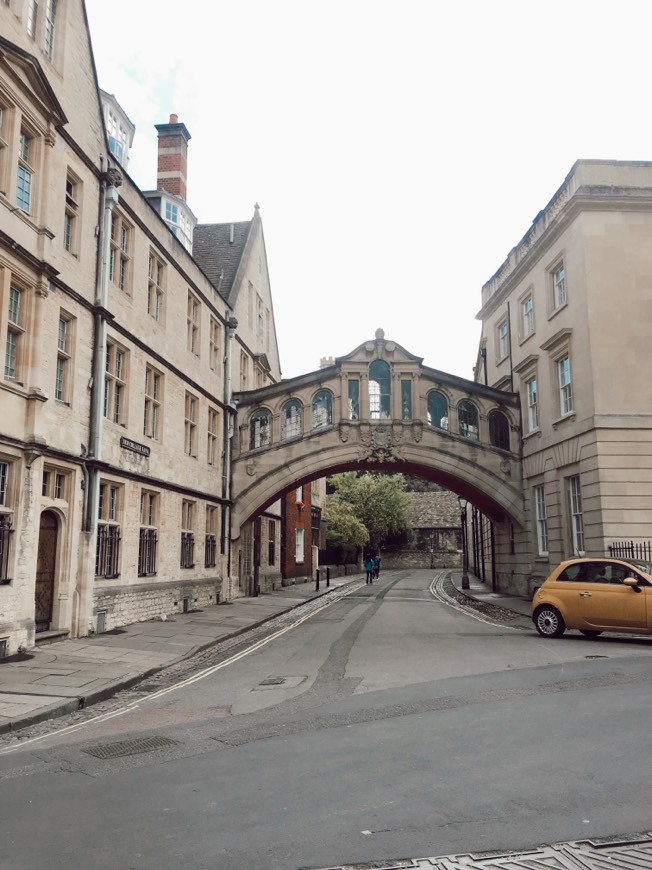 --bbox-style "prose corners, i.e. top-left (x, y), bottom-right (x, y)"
top-left (475, 160), bottom-right (652, 594)
top-left (0, 0), bottom-right (281, 653)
